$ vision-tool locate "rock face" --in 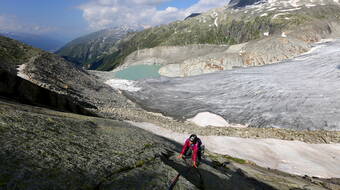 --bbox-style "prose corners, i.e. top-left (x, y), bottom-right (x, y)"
top-left (124, 39), bottom-right (340, 131)
top-left (0, 69), bottom-right (94, 116)
top-left (0, 99), bottom-right (191, 190)
top-left (57, 27), bottom-right (137, 69)
top-left (185, 13), bottom-right (202, 20)
top-left (228, 0), bottom-right (264, 8)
